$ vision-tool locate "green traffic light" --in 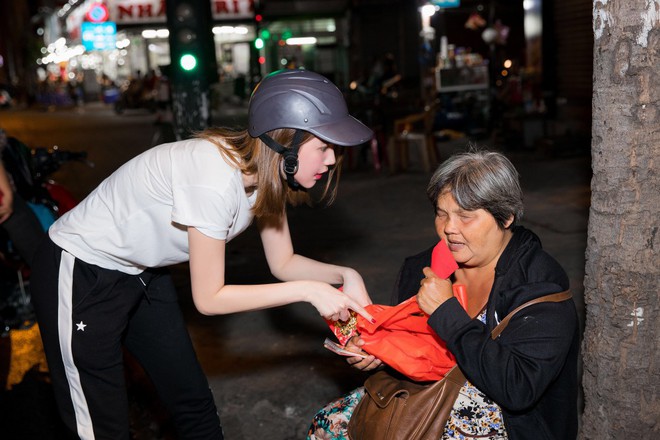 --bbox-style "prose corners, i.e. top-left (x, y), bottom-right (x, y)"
top-left (254, 38), bottom-right (264, 50)
top-left (180, 53), bottom-right (198, 71)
